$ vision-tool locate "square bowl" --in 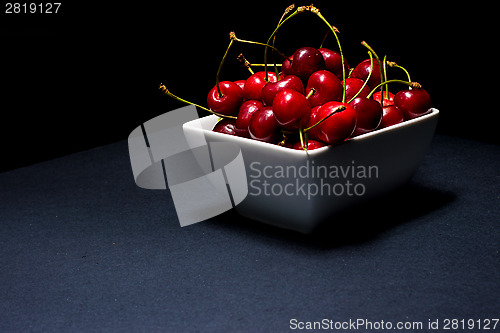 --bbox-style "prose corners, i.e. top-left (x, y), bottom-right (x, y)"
top-left (183, 109), bottom-right (439, 233)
